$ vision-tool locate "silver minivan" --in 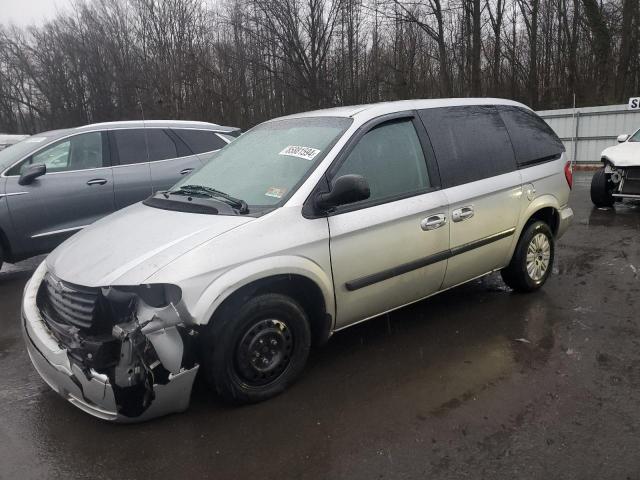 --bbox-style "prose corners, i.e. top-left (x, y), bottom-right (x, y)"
top-left (22, 99), bottom-right (573, 422)
top-left (0, 120), bottom-right (239, 268)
